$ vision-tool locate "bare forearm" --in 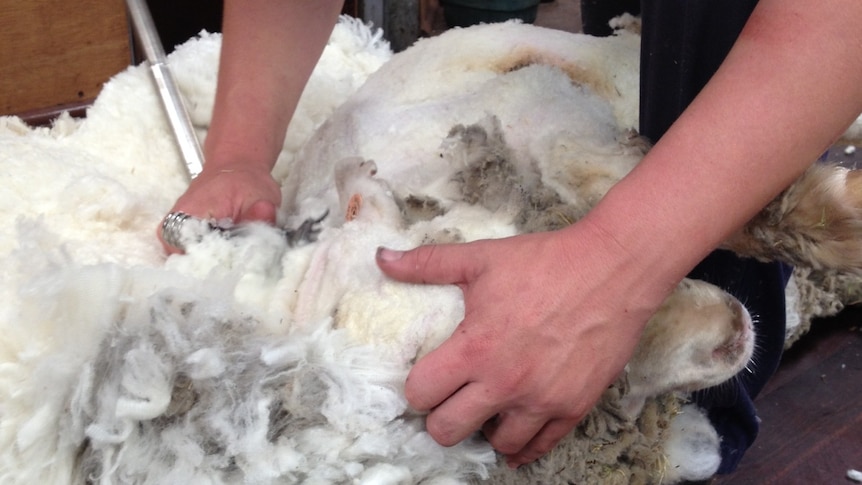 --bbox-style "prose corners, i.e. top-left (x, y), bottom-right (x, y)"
top-left (573, 0), bottom-right (862, 291)
top-left (204, 0), bottom-right (343, 173)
